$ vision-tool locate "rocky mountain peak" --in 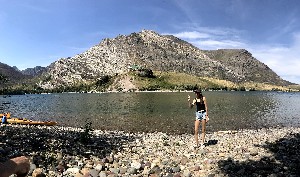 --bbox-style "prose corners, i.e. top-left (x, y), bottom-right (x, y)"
top-left (38, 30), bottom-right (290, 89)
